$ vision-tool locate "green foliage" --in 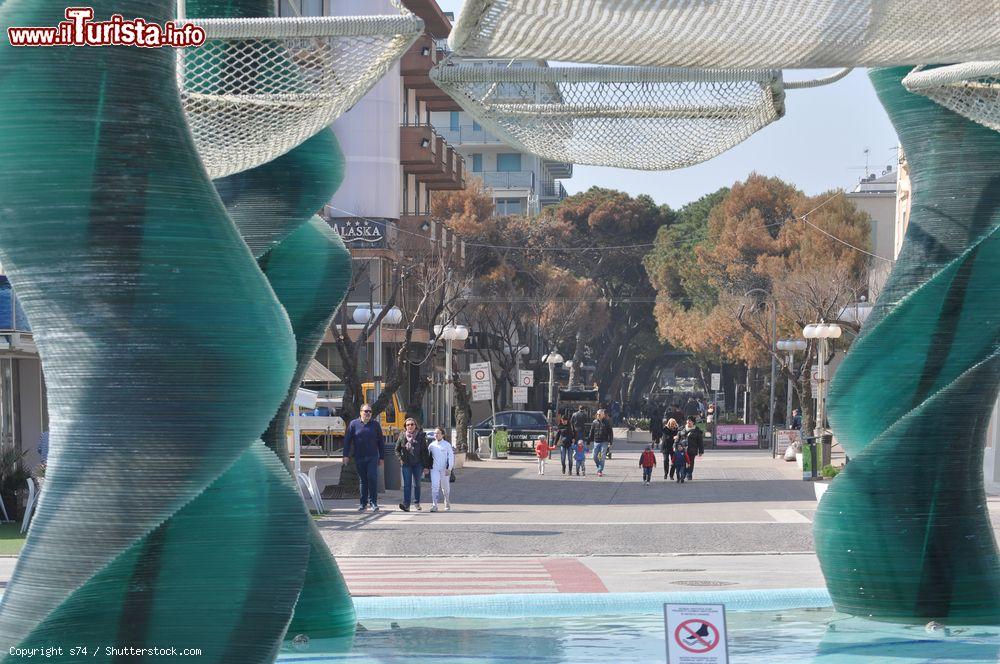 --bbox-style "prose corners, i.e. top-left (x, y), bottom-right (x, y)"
top-left (821, 464), bottom-right (841, 479)
top-left (0, 446), bottom-right (31, 500)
